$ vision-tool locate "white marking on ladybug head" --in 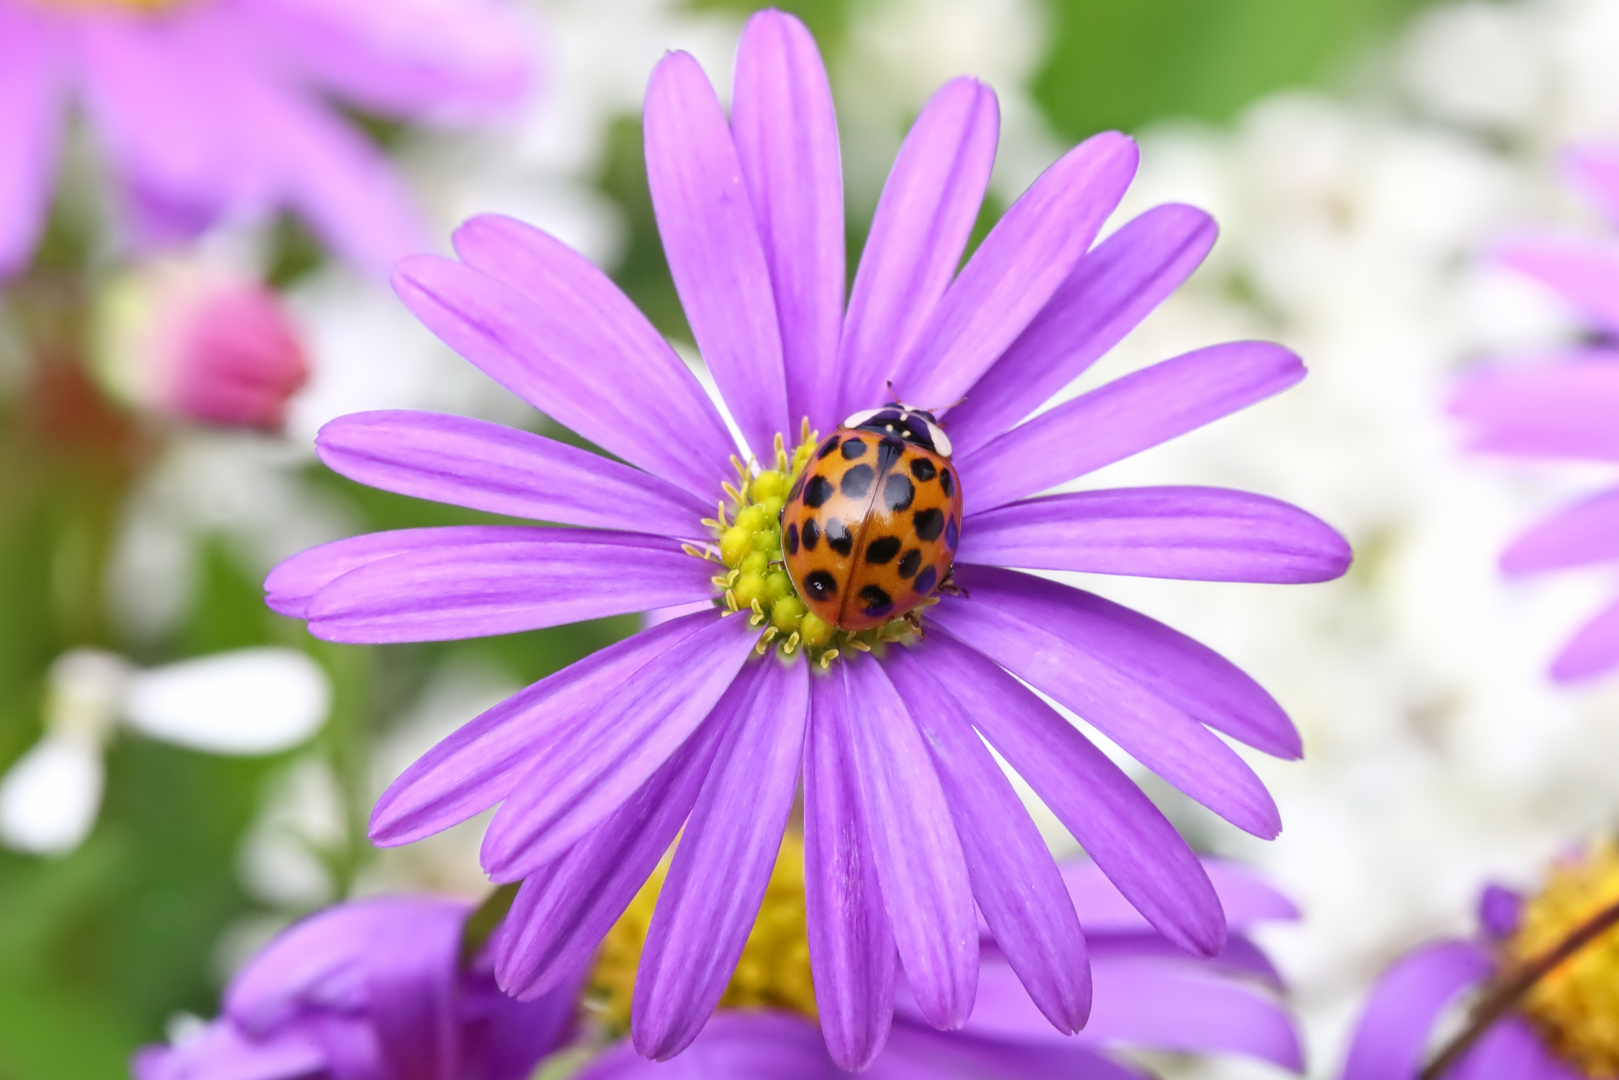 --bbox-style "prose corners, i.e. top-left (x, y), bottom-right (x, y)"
top-left (925, 420), bottom-right (952, 457)
top-left (842, 408), bottom-right (882, 428)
